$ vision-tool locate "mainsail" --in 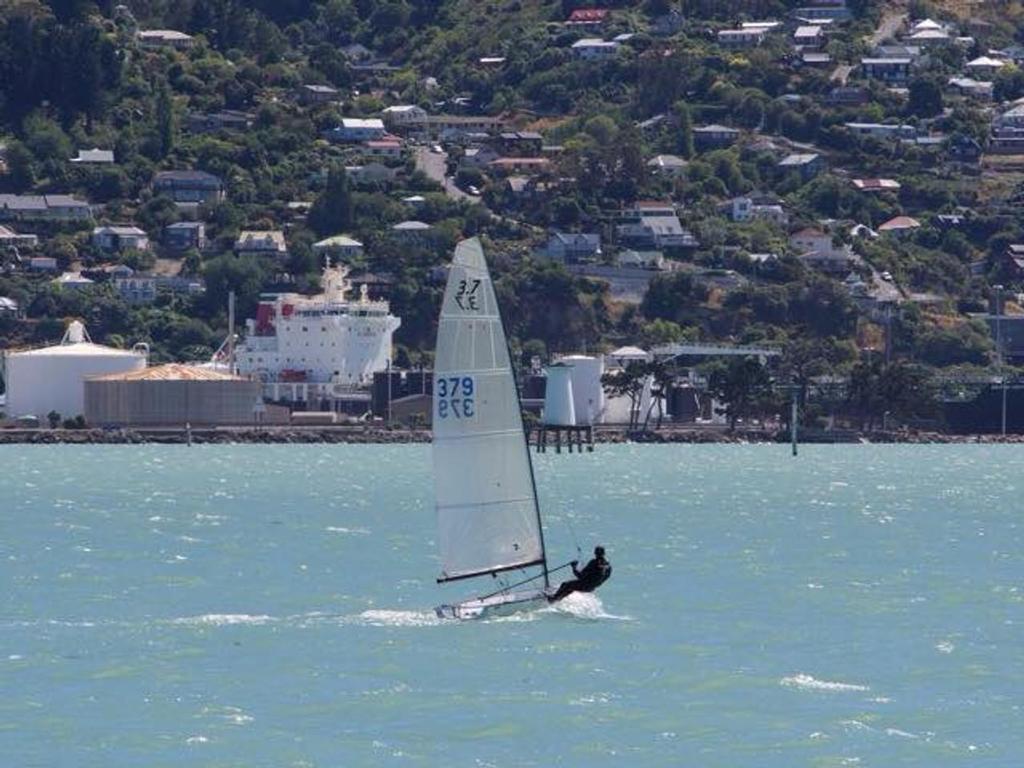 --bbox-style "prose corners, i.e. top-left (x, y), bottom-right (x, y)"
top-left (433, 239), bottom-right (547, 583)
